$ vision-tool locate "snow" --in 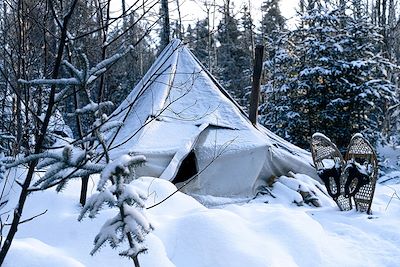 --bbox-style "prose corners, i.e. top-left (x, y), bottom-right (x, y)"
top-left (7, 238), bottom-right (85, 267)
top-left (3, 170), bottom-right (400, 267)
top-left (378, 144), bottom-right (400, 184)
top-left (312, 132), bottom-right (331, 142)
top-left (351, 132), bottom-right (364, 140)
